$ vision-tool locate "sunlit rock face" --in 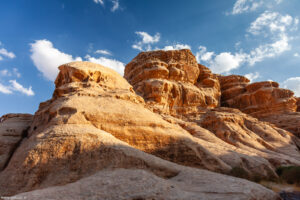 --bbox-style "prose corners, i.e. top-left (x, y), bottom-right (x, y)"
top-left (1, 49), bottom-right (300, 200)
top-left (124, 49), bottom-right (221, 116)
top-left (218, 74), bottom-right (300, 137)
top-left (218, 76), bottom-right (297, 117)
